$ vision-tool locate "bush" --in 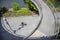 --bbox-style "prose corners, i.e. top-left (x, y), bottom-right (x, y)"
top-left (0, 7), bottom-right (8, 14)
top-left (3, 8), bottom-right (33, 17)
top-left (0, 7), bottom-right (8, 17)
top-left (12, 2), bottom-right (20, 10)
top-left (24, 0), bottom-right (38, 12)
top-left (44, 0), bottom-right (60, 11)
top-left (16, 8), bottom-right (31, 16)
